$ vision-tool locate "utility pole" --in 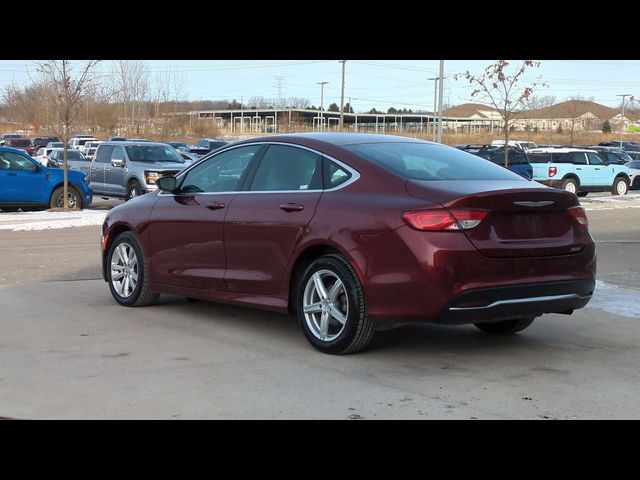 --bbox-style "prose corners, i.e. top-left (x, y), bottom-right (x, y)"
top-left (617, 93), bottom-right (633, 147)
top-left (339, 60), bottom-right (347, 131)
top-left (240, 96), bottom-right (243, 133)
top-left (437, 60), bottom-right (445, 143)
top-left (428, 76), bottom-right (439, 141)
top-left (317, 81), bottom-right (329, 131)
